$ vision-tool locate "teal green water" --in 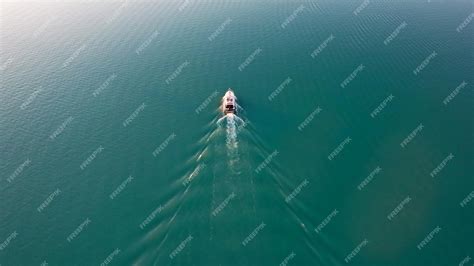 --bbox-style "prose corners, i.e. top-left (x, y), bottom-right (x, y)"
top-left (1, 1), bottom-right (473, 265)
